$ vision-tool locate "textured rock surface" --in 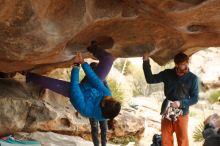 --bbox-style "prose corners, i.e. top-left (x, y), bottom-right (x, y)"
top-left (1, 0), bottom-right (220, 72)
top-left (0, 78), bottom-right (90, 136)
top-left (109, 108), bottom-right (145, 137)
top-left (190, 47), bottom-right (220, 89)
top-left (0, 77), bottom-right (145, 140)
top-left (15, 132), bottom-right (119, 146)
